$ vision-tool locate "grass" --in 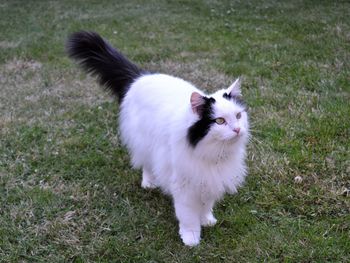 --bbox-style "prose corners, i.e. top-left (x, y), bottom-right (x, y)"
top-left (1, 0), bottom-right (349, 262)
